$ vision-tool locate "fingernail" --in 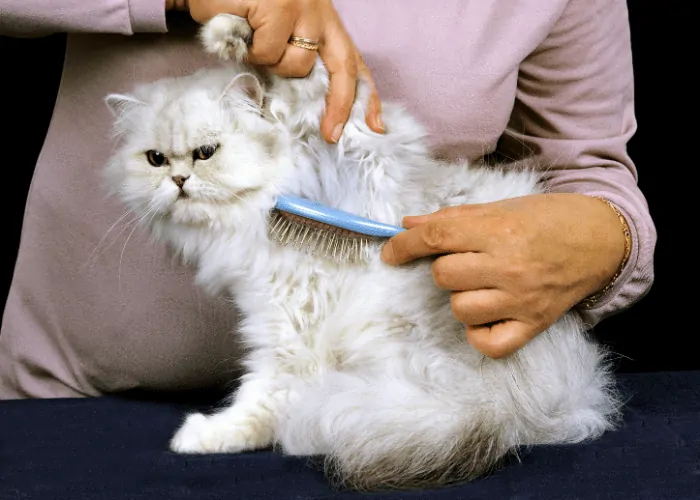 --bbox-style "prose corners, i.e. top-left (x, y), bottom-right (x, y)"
top-left (380, 241), bottom-right (395, 264)
top-left (375, 113), bottom-right (385, 131)
top-left (331, 123), bottom-right (344, 143)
